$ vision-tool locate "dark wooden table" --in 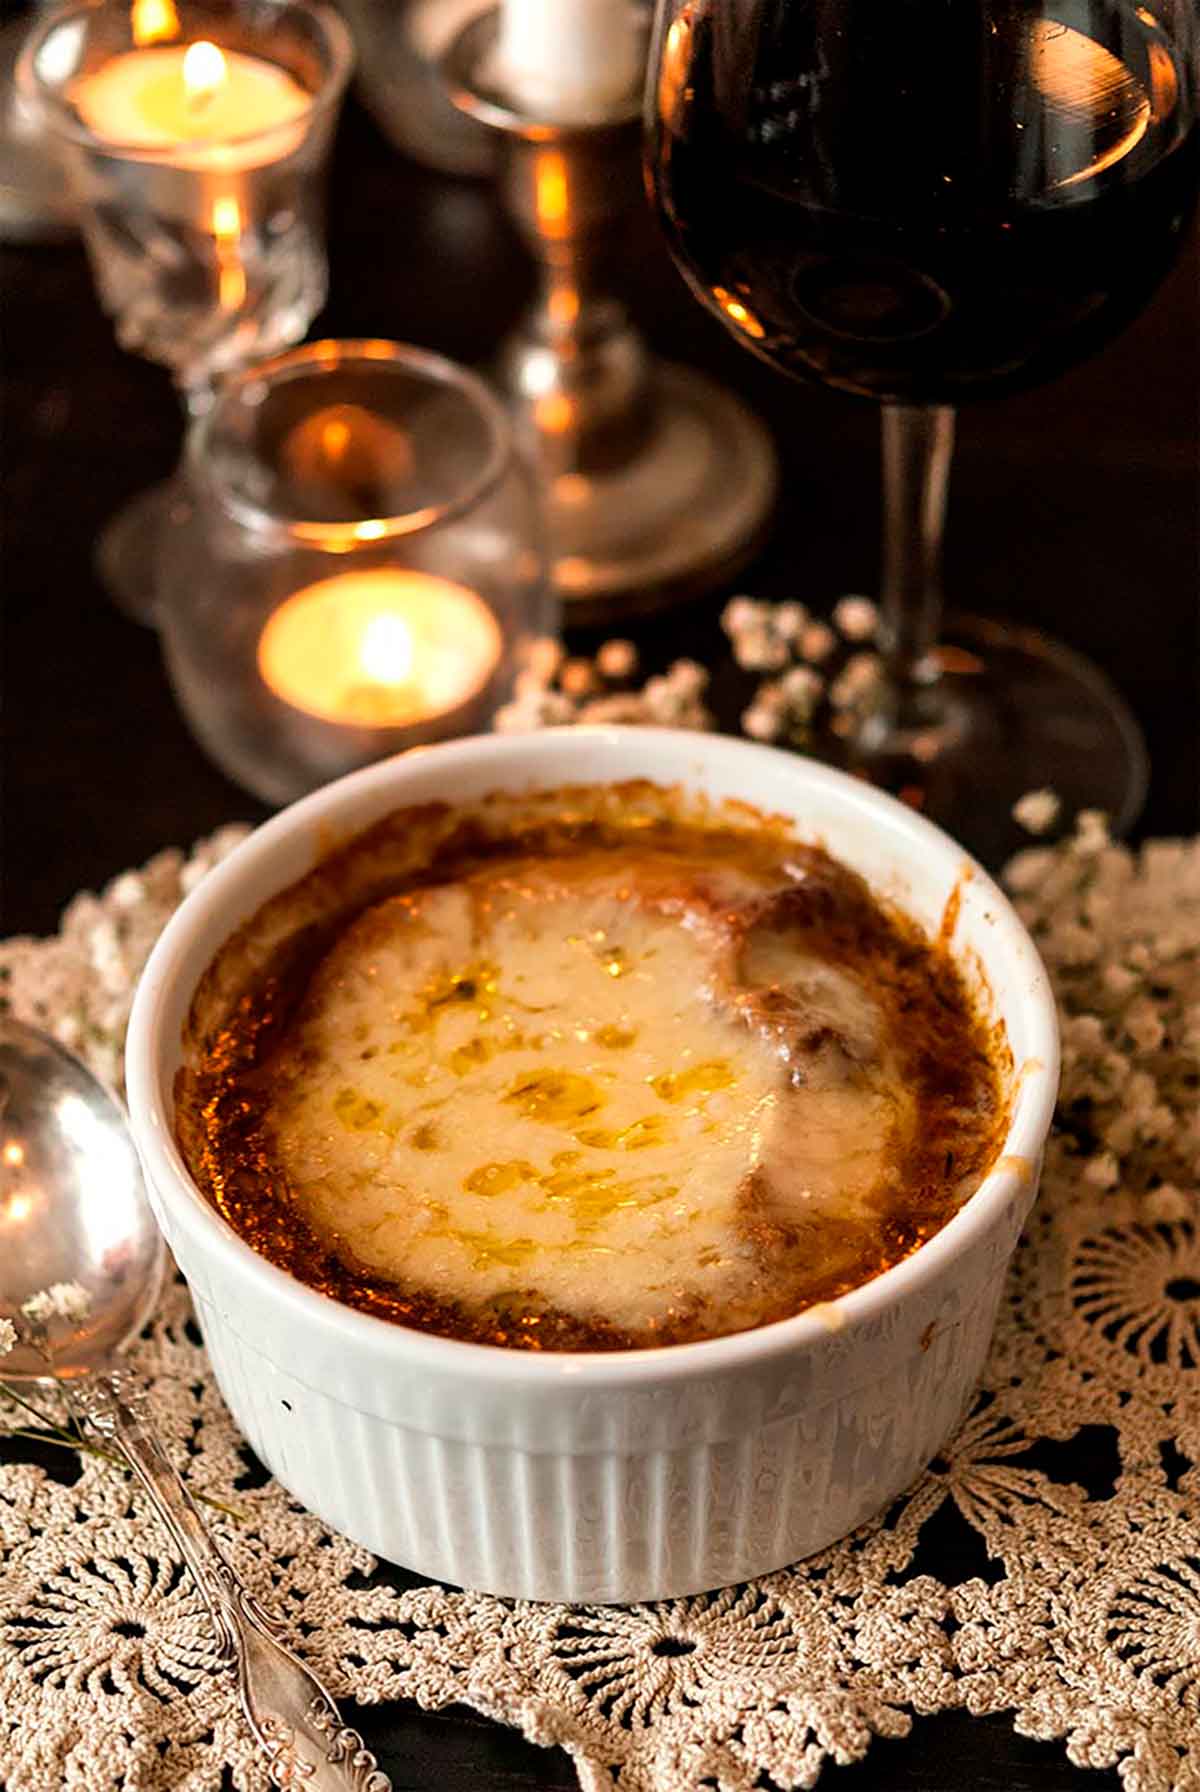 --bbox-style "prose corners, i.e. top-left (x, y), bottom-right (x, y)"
top-left (3, 73), bottom-right (1198, 1792)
